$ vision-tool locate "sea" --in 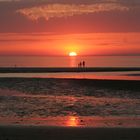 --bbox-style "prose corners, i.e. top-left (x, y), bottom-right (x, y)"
top-left (0, 56), bottom-right (140, 127)
top-left (0, 56), bottom-right (140, 68)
